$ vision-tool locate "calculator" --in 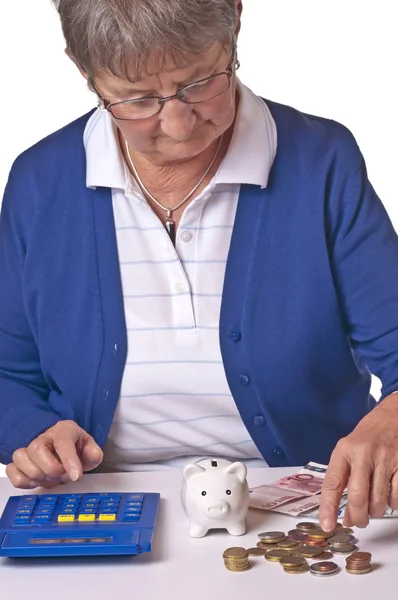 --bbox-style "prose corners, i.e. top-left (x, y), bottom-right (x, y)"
top-left (0, 492), bottom-right (160, 558)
